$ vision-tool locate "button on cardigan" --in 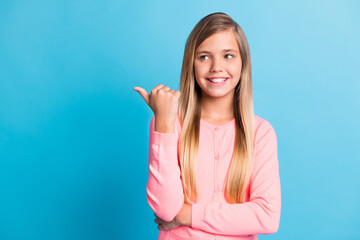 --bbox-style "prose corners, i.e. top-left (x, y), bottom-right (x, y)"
top-left (147, 114), bottom-right (281, 240)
